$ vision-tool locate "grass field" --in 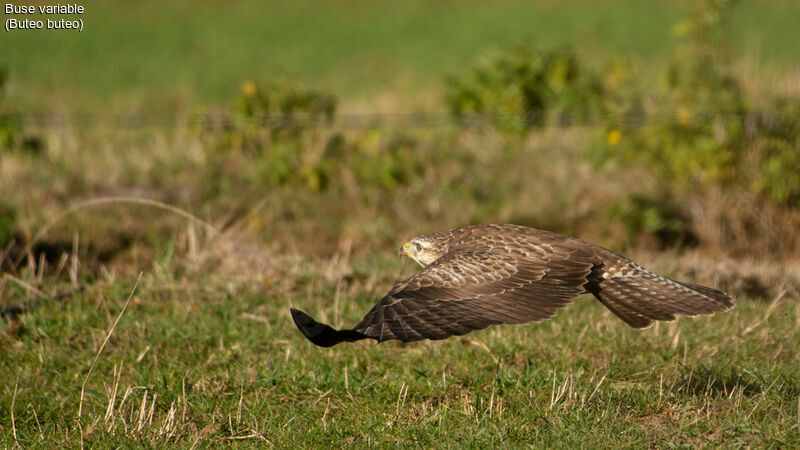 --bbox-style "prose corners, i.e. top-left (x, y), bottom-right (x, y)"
top-left (2, 0), bottom-right (800, 447)
top-left (1, 251), bottom-right (798, 447)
